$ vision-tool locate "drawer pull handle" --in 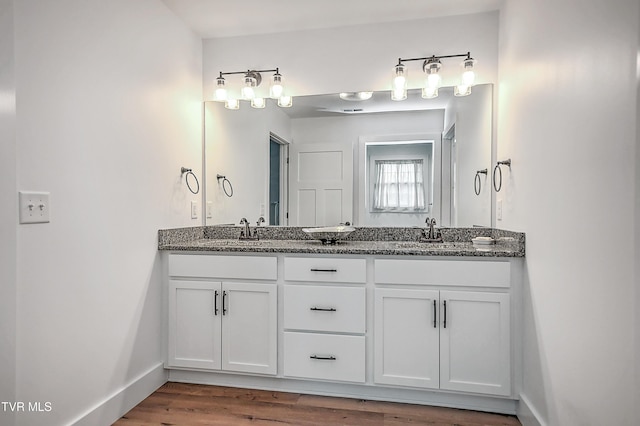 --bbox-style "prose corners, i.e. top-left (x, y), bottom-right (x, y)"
top-left (222, 291), bottom-right (228, 315)
top-left (310, 355), bottom-right (337, 361)
top-left (214, 290), bottom-right (219, 316)
top-left (310, 307), bottom-right (337, 312)
top-left (310, 268), bottom-right (337, 272)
